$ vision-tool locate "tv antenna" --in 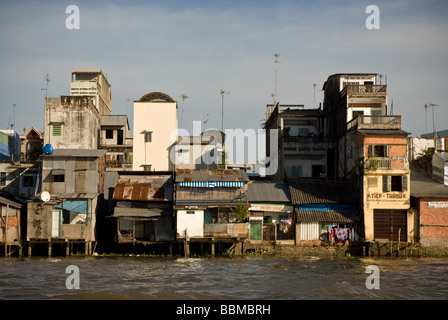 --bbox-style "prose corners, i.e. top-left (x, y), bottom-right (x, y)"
top-left (273, 53), bottom-right (280, 105)
top-left (203, 113), bottom-right (209, 131)
top-left (220, 89), bottom-right (229, 132)
top-left (41, 73), bottom-right (50, 98)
